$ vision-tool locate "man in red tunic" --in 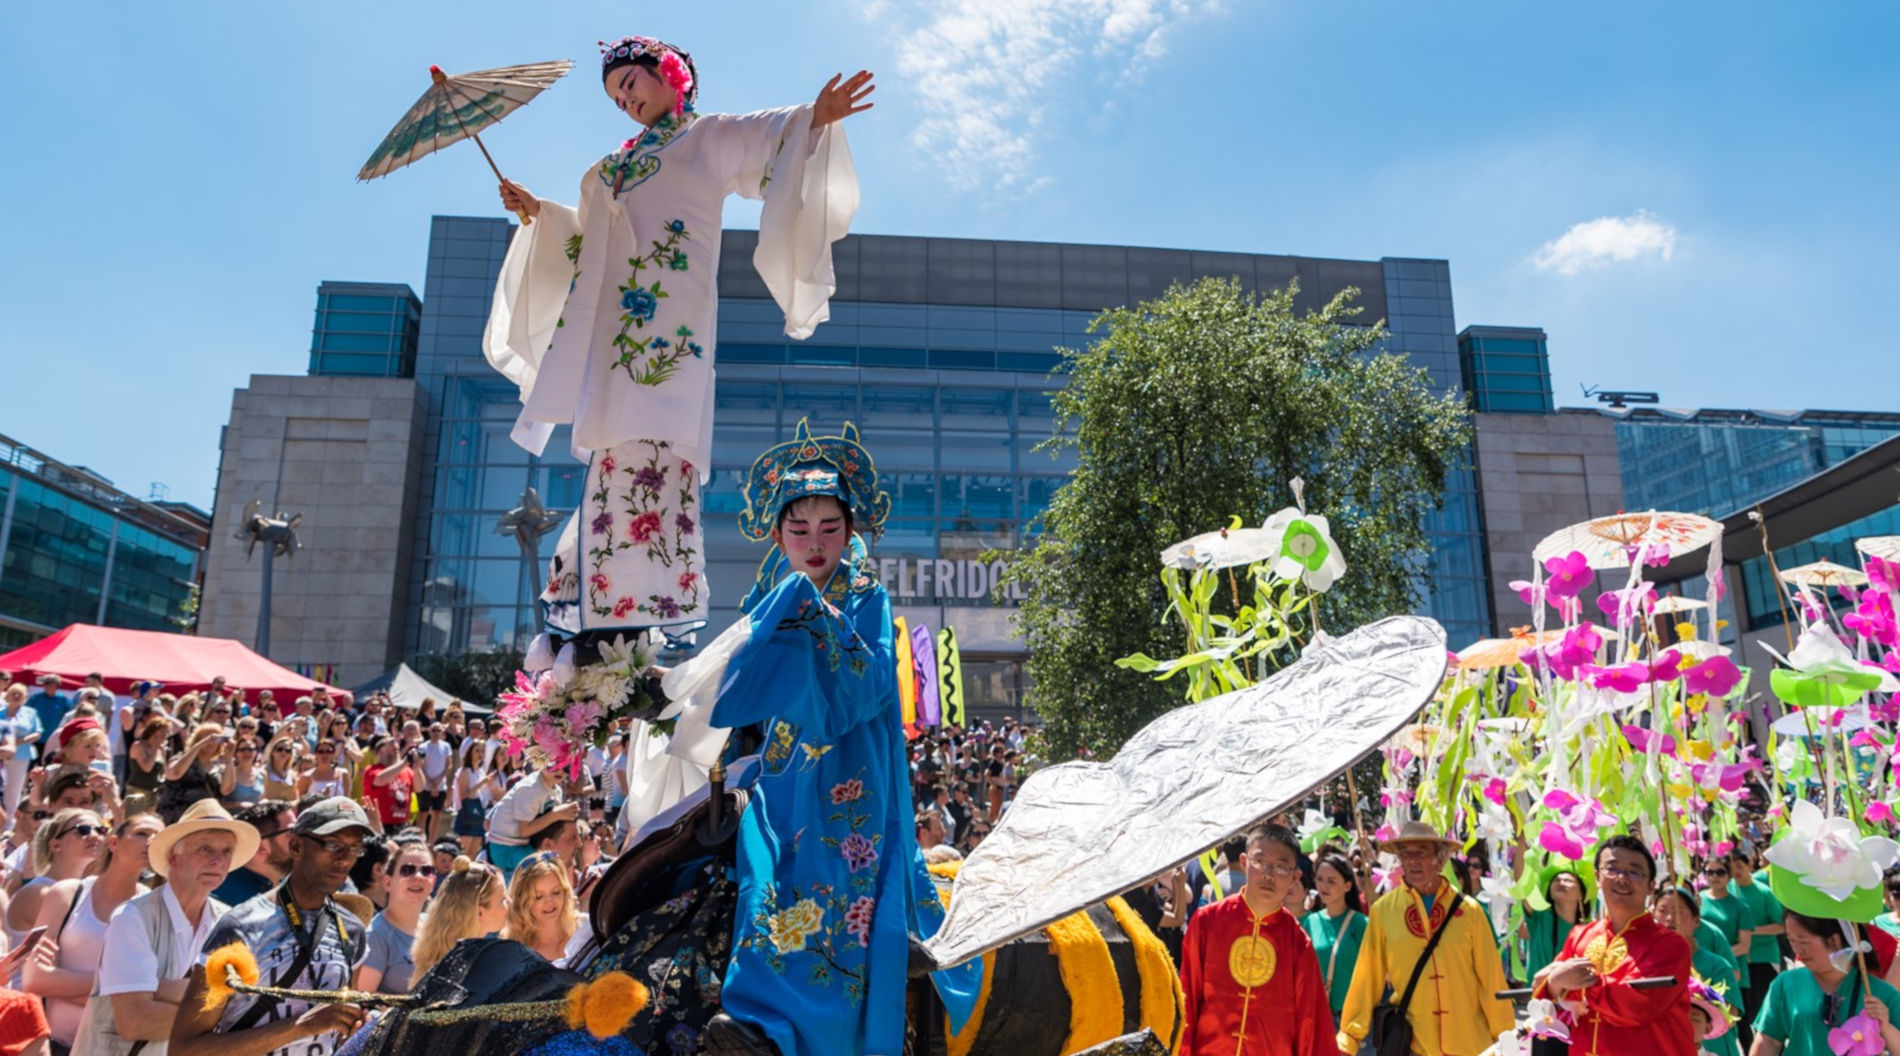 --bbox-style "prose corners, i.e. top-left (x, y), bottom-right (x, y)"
top-left (1534, 834), bottom-right (1695, 1056)
top-left (1180, 823), bottom-right (1336, 1056)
